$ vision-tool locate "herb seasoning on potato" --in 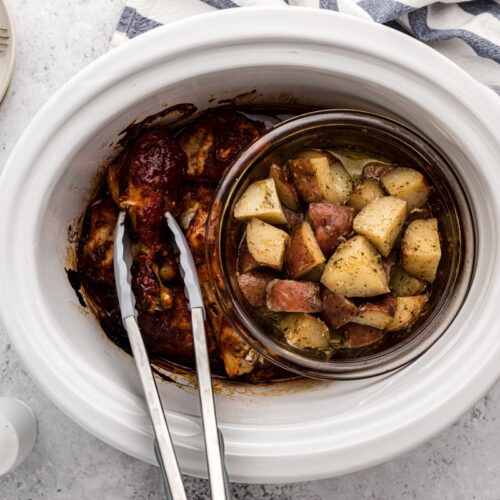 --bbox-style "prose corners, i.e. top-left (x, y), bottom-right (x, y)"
top-left (234, 148), bottom-right (442, 355)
